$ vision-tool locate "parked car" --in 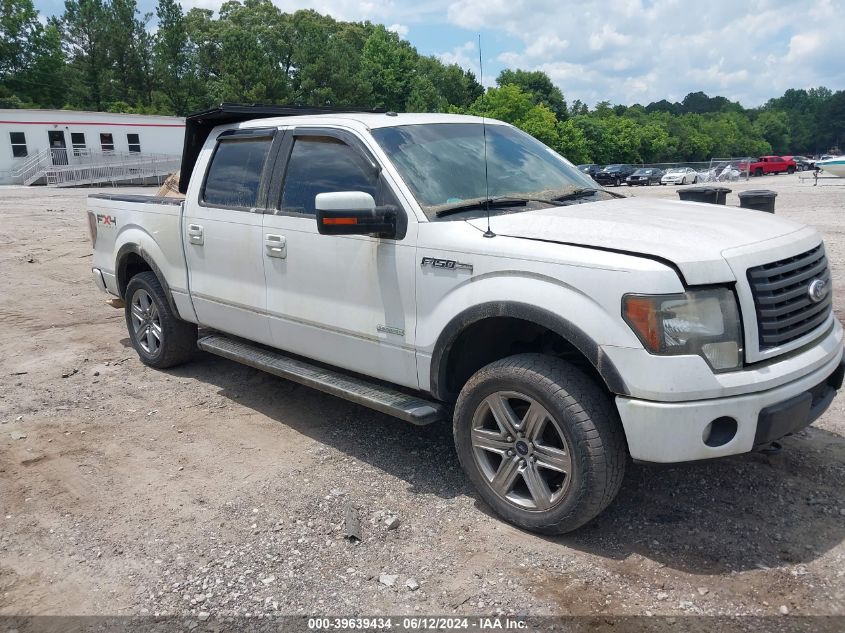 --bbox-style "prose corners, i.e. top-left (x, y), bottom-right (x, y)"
top-left (88, 105), bottom-right (844, 535)
top-left (741, 156), bottom-right (796, 177)
top-left (594, 164), bottom-right (636, 186)
top-left (661, 167), bottom-right (698, 185)
top-left (626, 168), bottom-right (664, 186)
top-left (577, 164), bottom-right (602, 180)
top-left (784, 156), bottom-right (812, 171)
